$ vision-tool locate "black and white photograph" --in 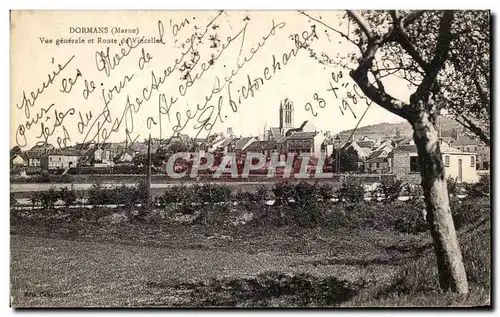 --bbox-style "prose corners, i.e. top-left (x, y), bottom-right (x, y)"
top-left (8, 8), bottom-right (492, 308)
